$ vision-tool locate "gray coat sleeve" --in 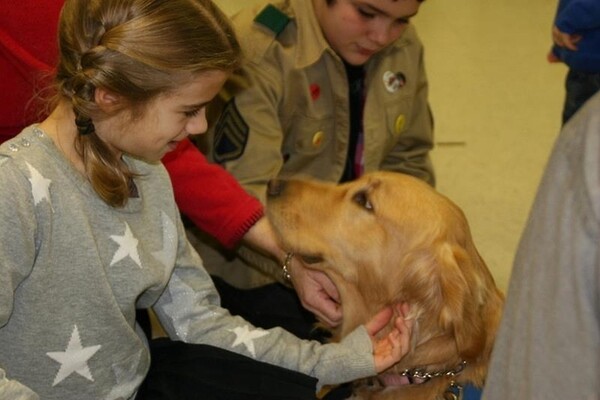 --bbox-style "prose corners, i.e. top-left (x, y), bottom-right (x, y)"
top-left (483, 94), bottom-right (600, 399)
